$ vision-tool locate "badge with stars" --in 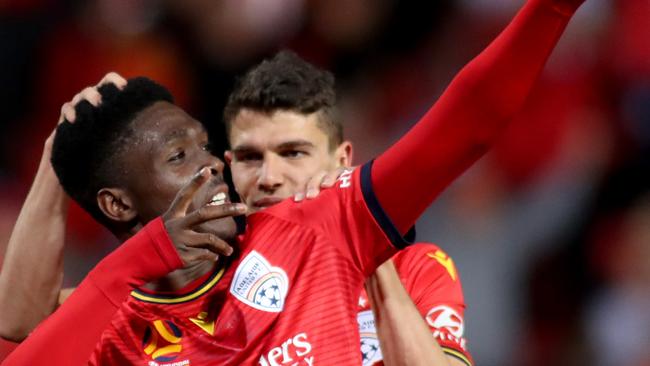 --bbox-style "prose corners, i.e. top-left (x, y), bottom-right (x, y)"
top-left (230, 250), bottom-right (289, 313)
top-left (357, 310), bottom-right (382, 365)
